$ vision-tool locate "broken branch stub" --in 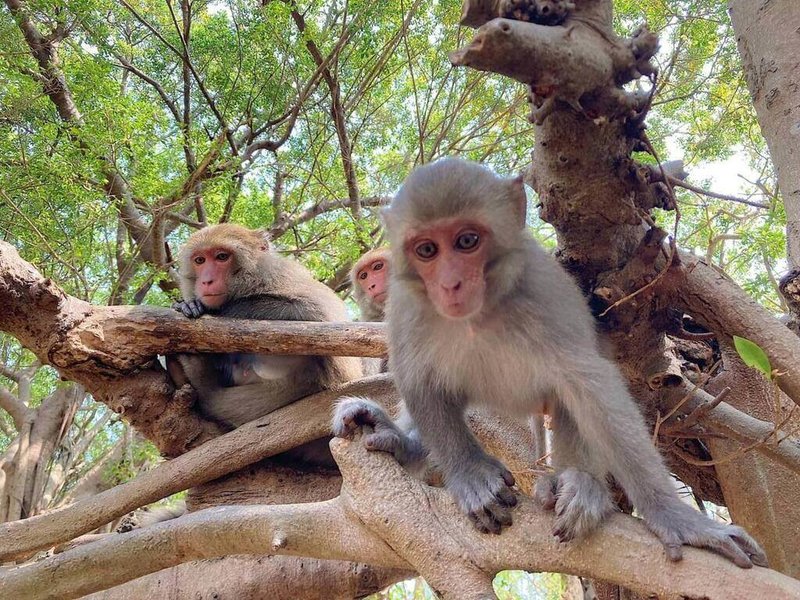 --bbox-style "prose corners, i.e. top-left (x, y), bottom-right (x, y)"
top-left (450, 13), bottom-right (657, 124)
